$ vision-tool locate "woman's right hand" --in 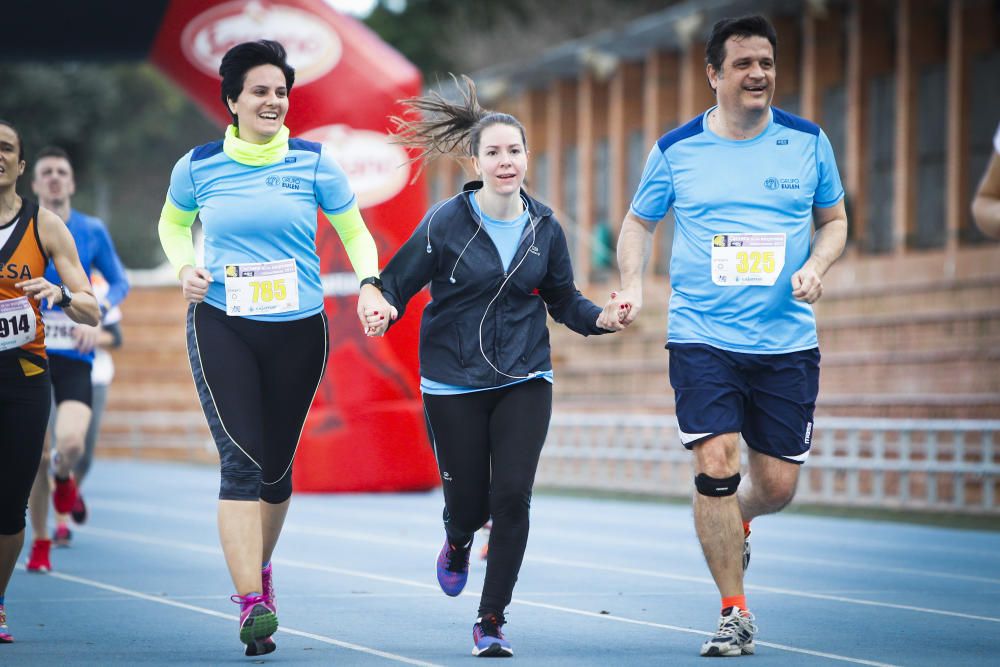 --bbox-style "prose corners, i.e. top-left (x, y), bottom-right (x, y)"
top-left (179, 266), bottom-right (213, 303)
